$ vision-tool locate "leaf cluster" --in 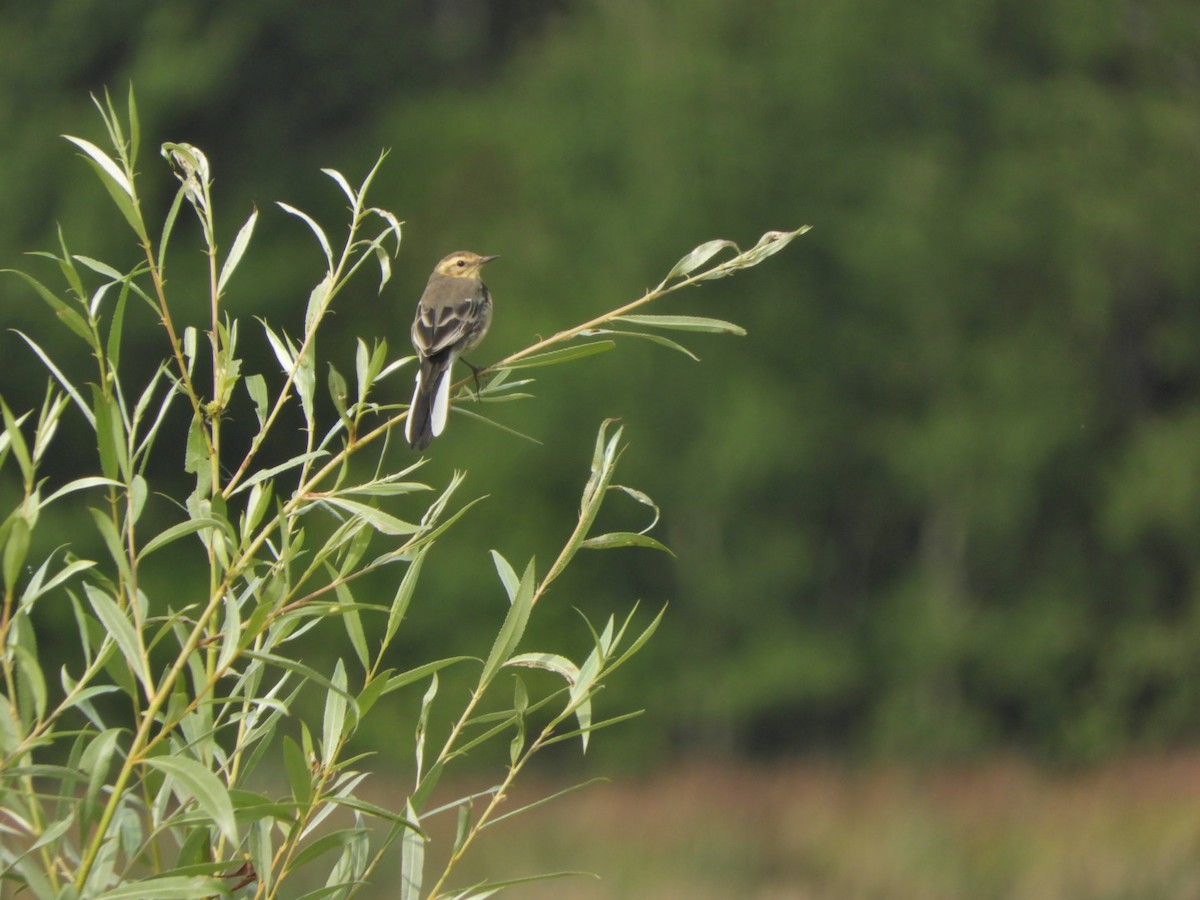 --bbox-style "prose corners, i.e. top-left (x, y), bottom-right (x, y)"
top-left (0, 91), bottom-right (803, 897)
